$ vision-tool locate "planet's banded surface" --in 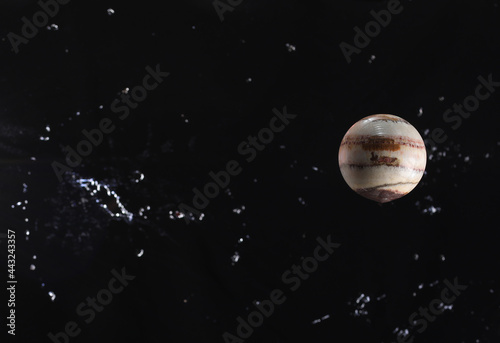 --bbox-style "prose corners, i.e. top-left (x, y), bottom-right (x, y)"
top-left (338, 114), bottom-right (427, 203)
